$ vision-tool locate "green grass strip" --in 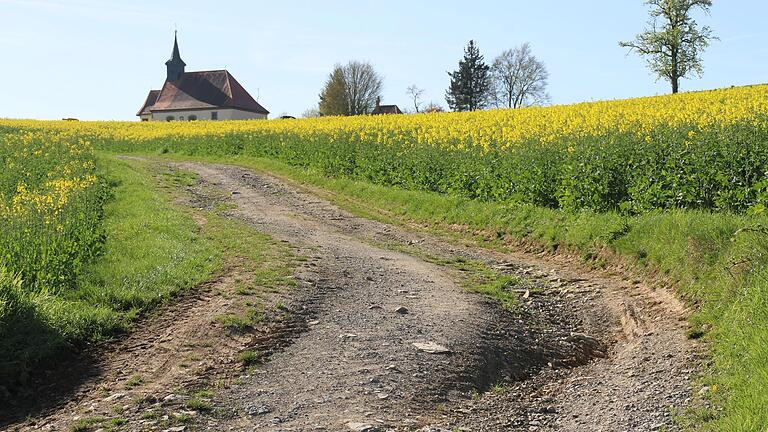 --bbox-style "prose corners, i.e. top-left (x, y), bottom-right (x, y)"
top-left (0, 156), bottom-right (219, 390)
